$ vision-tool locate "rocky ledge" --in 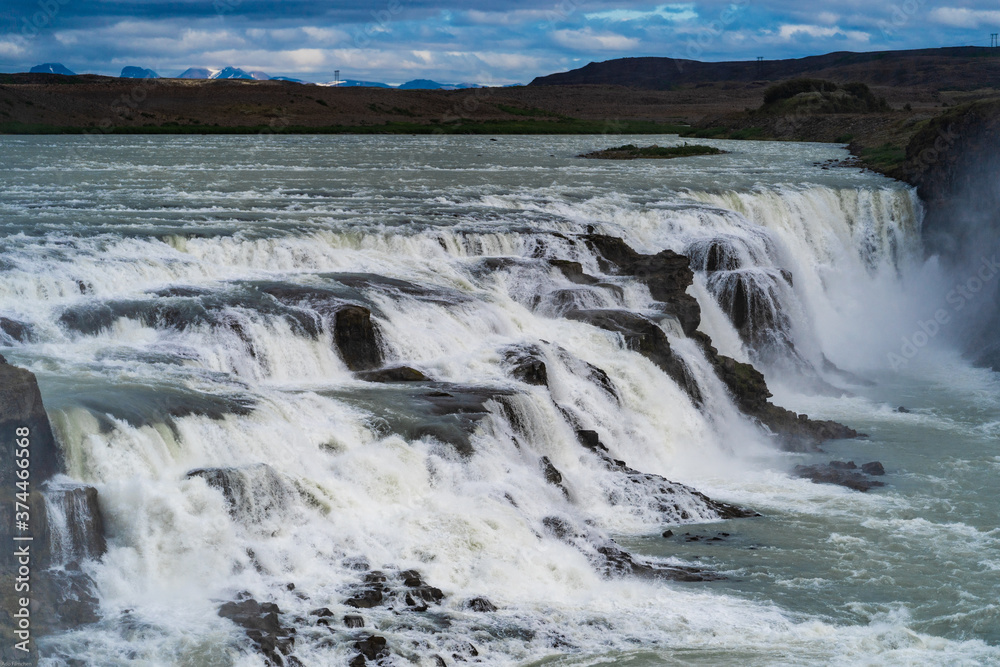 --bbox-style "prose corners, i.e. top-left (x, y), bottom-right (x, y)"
top-left (571, 236), bottom-right (861, 450)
